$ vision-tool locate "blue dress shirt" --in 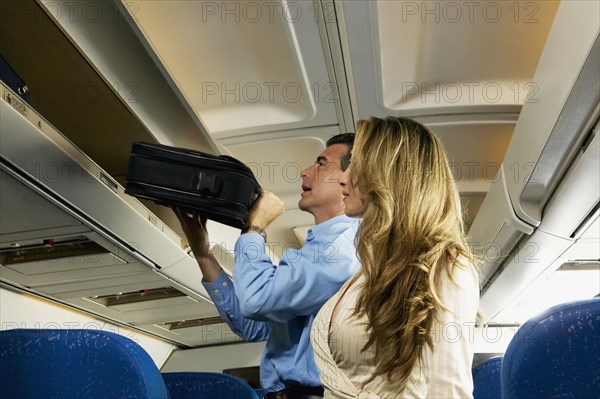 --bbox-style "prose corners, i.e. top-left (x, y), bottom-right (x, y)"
top-left (202, 214), bottom-right (360, 392)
